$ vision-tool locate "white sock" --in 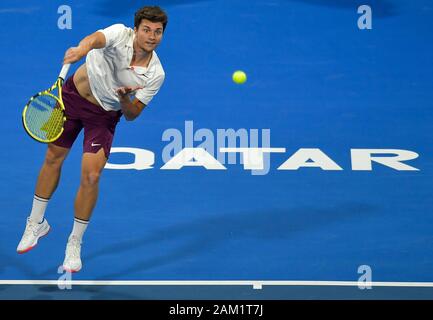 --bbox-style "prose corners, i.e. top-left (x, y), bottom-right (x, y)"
top-left (29, 195), bottom-right (49, 223)
top-left (70, 218), bottom-right (89, 242)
